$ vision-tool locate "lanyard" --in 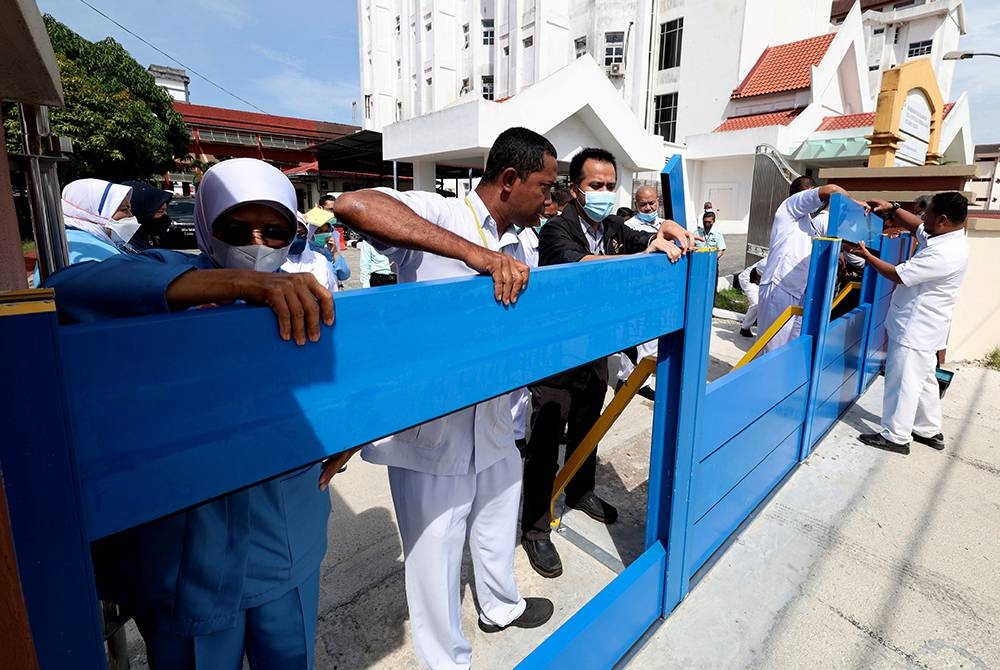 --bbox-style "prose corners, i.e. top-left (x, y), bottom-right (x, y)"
top-left (464, 197), bottom-right (492, 248)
